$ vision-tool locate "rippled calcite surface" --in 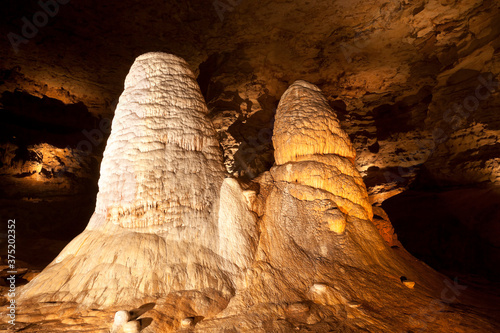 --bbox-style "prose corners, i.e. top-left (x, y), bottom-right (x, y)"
top-left (93, 52), bottom-right (226, 232)
top-left (271, 80), bottom-right (373, 225)
top-left (18, 53), bottom-right (257, 309)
